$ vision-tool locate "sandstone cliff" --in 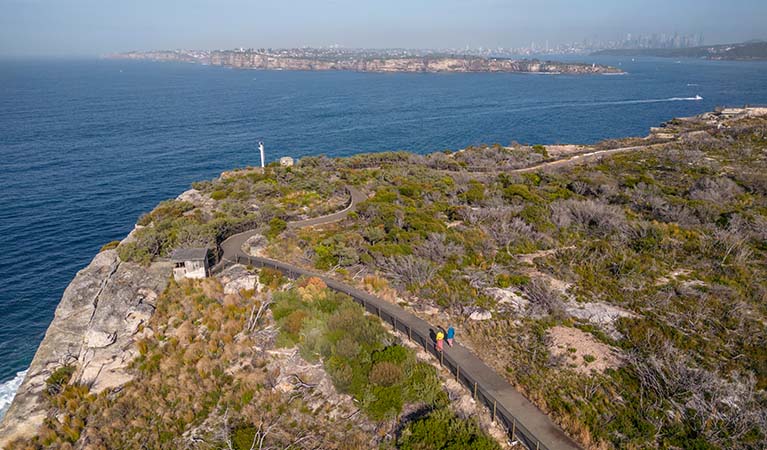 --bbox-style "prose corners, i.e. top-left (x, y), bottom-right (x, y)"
top-left (0, 247), bottom-right (171, 445)
top-left (113, 50), bottom-right (623, 74)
